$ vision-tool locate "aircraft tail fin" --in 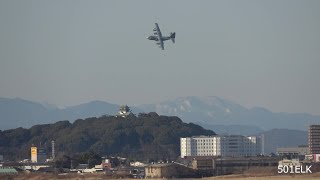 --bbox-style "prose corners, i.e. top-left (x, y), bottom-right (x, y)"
top-left (170, 32), bottom-right (176, 43)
